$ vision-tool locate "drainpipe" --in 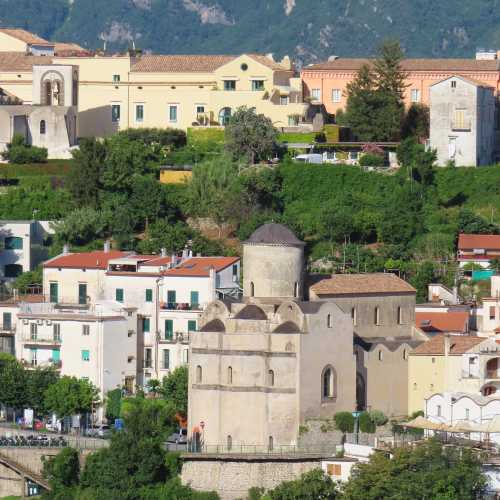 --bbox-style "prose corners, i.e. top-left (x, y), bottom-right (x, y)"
top-left (154, 277), bottom-right (162, 380)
